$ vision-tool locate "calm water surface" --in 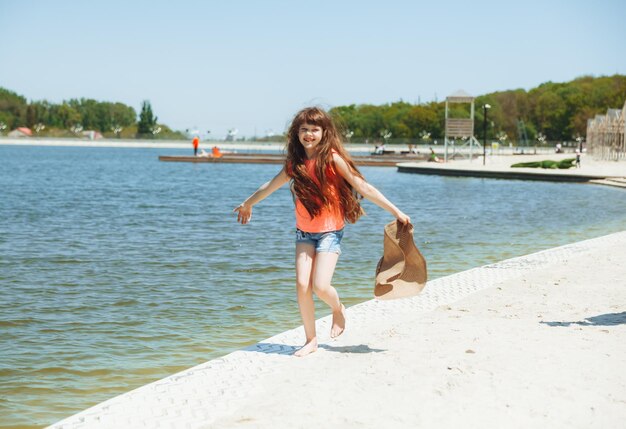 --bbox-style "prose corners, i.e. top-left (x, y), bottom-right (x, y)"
top-left (1, 145), bottom-right (626, 428)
